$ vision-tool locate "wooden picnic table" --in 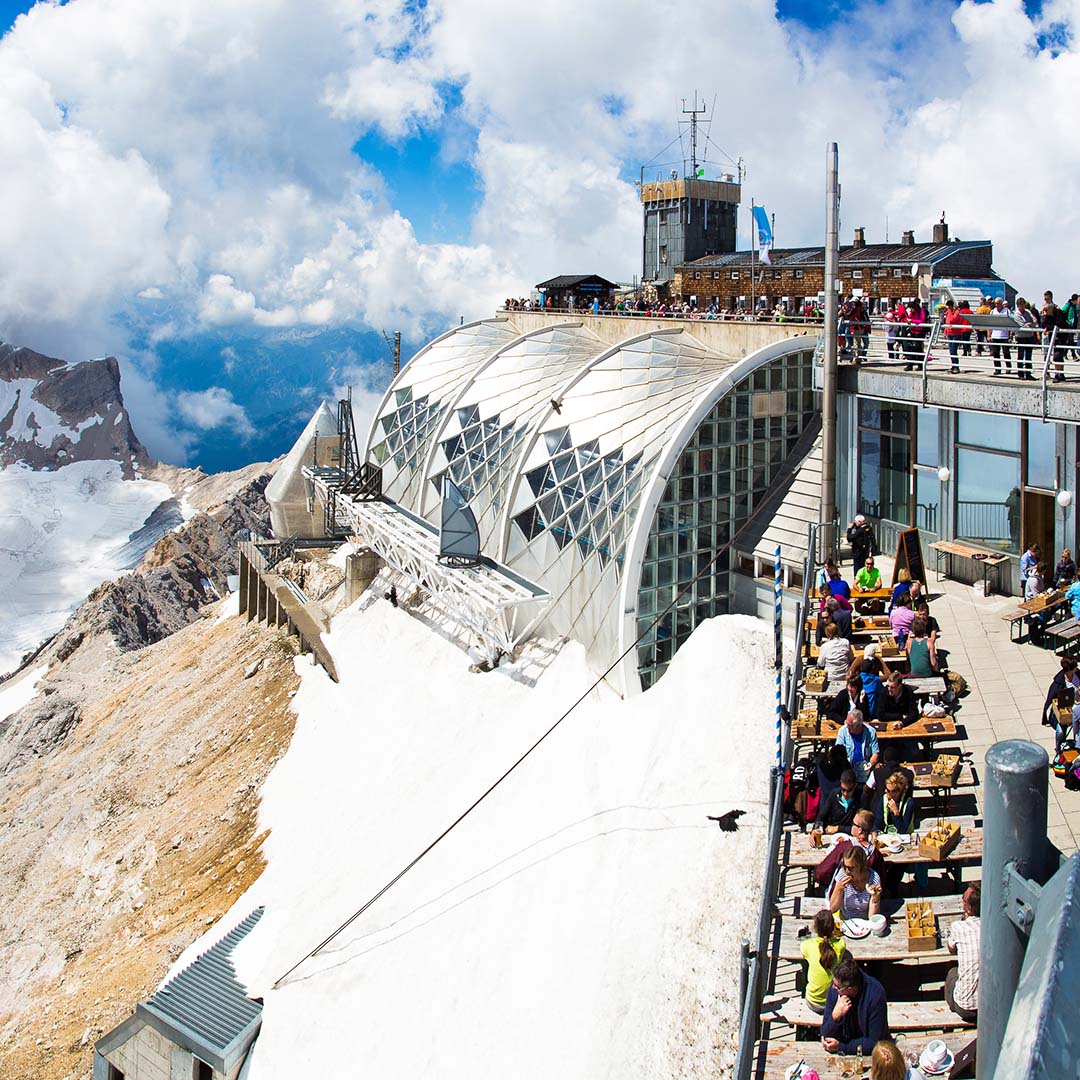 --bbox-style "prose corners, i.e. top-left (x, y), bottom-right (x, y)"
top-left (1019, 590), bottom-right (1067, 616)
top-left (776, 893), bottom-right (964, 920)
top-left (817, 713), bottom-right (956, 742)
top-left (930, 539), bottom-right (1010, 595)
top-left (752, 1031), bottom-right (975, 1080)
top-left (783, 818), bottom-right (981, 870)
top-left (776, 908), bottom-right (962, 962)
